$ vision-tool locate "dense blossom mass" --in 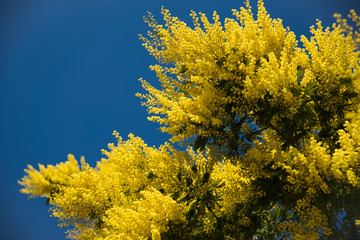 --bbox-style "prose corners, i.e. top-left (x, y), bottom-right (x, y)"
top-left (19, 1), bottom-right (360, 239)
